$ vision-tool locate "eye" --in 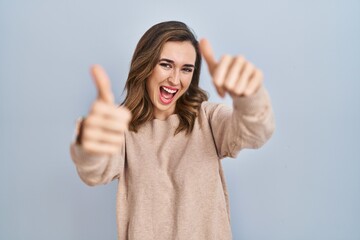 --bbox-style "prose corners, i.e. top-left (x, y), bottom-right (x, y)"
top-left (182, 67), bottom-right (194, 73)
top-left (159, 63), bottom-right (172, 69)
